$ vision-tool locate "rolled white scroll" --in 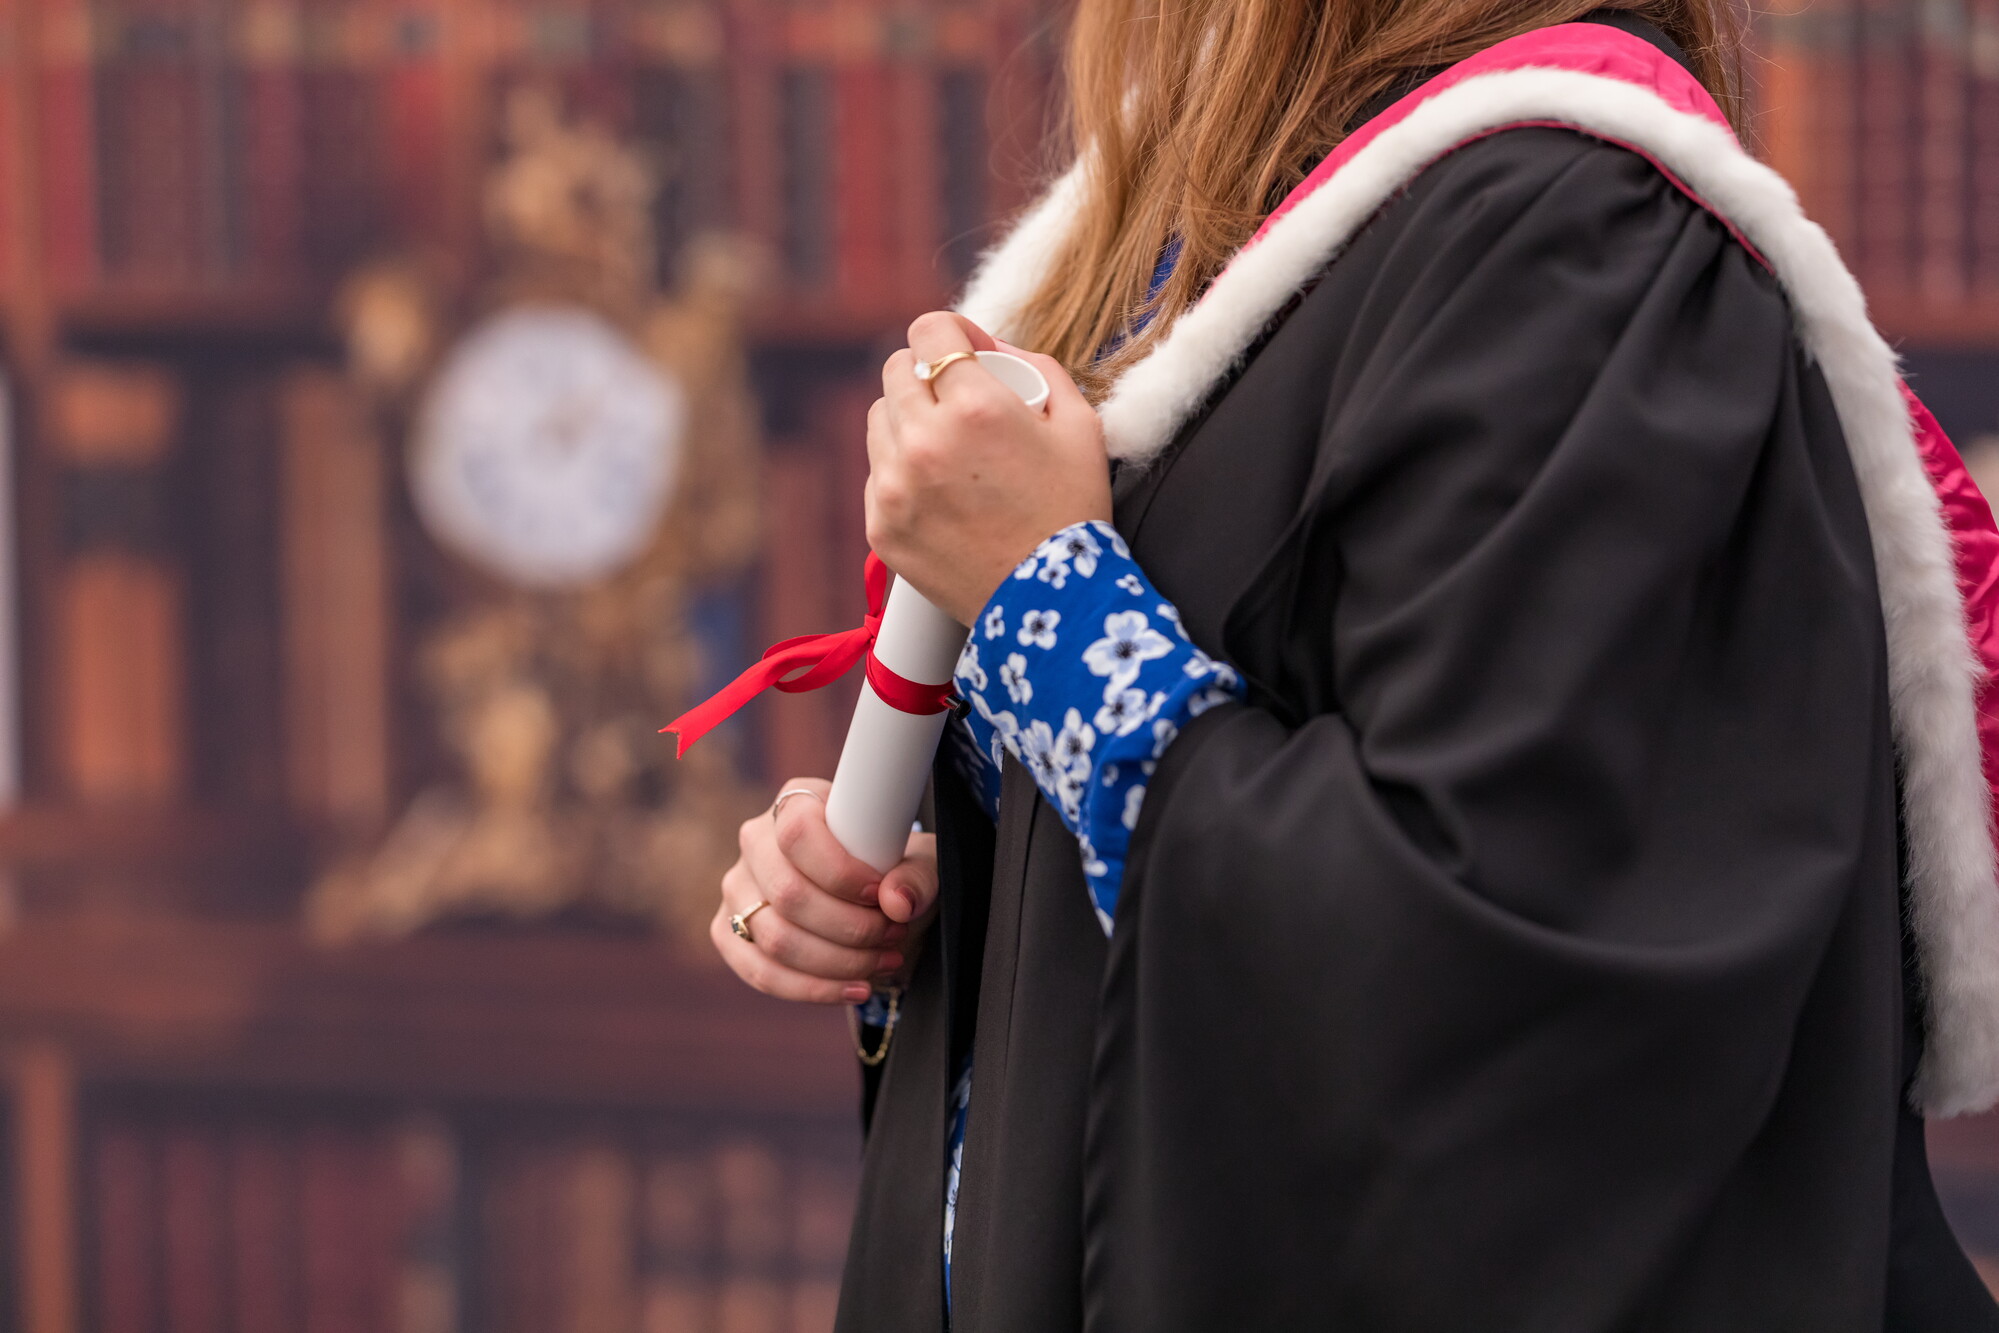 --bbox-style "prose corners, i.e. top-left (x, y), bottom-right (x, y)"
top-left (823, 351), bottom-right (1050, 872)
